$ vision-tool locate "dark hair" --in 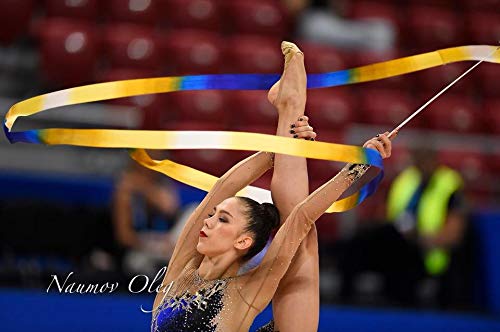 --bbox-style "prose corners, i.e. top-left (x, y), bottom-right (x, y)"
top-left (237, 197), bottom-right (280, 261)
